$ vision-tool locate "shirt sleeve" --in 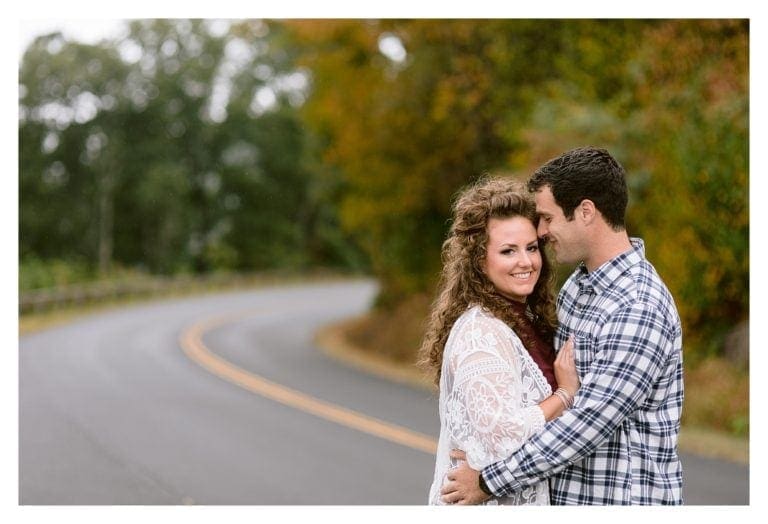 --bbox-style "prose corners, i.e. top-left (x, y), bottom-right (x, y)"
top-left (481, 301), bottom-right (676, 496)
top-left (445, 311), bottom-right (545, 471)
